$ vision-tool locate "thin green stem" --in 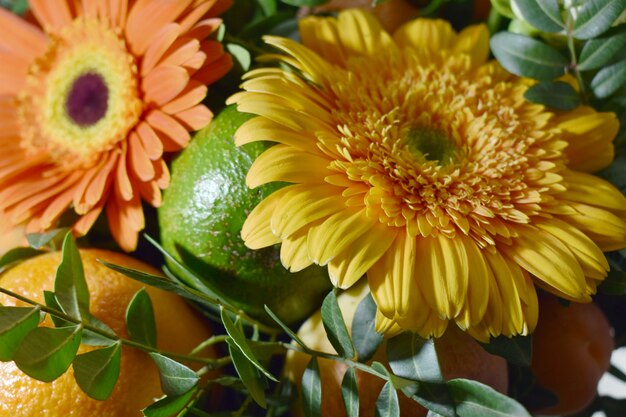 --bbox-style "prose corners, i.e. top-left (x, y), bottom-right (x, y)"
top-left (224, 33), bottom-right (269, 56)
top-left (0, 286), bottom-right (227, 368)
top-left (190, 335), bottom-right (230, 356)
top-left (565, 6), bottom-right (587, 102)
top-left (233, 395), bottom-right (254, 417)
